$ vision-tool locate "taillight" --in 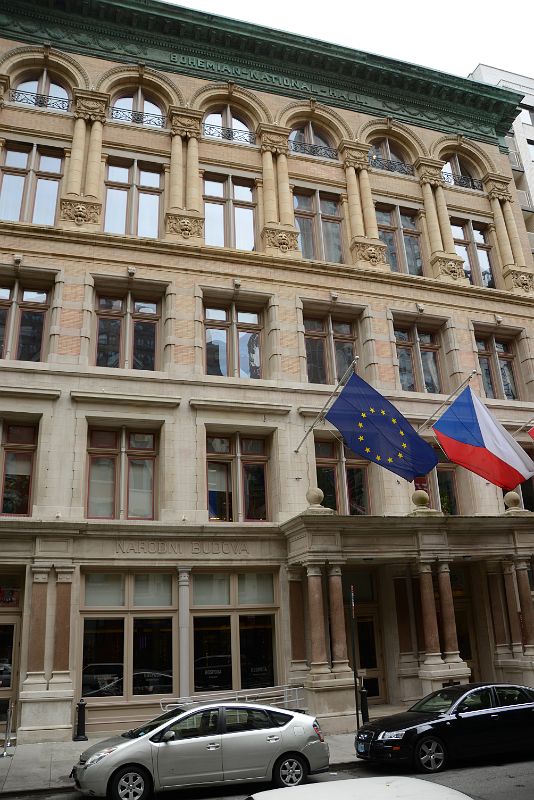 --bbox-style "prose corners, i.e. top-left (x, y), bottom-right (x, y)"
top-left (313, 720), bottom-right (324, 742)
